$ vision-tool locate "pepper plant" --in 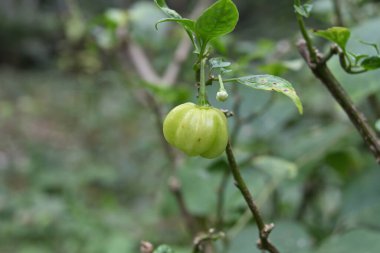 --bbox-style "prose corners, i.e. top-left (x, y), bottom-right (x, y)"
top-left (153, 0), bottom-right (303, 252)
